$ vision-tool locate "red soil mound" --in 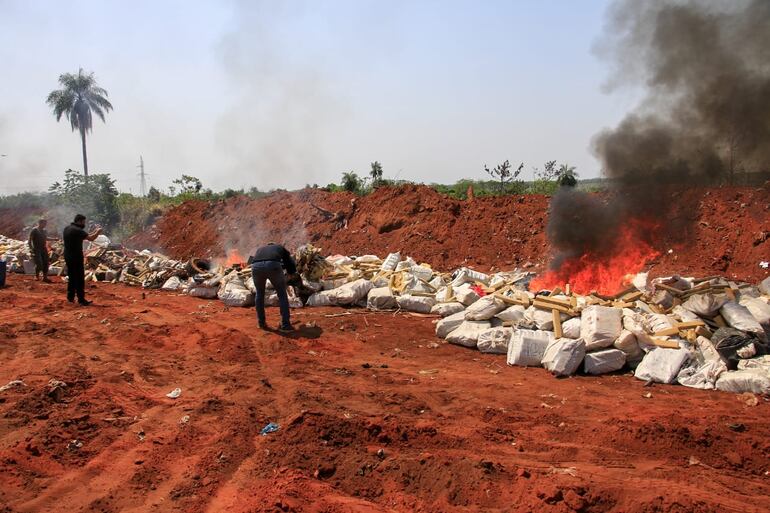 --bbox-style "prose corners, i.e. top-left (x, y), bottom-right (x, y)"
top-left (0, 207), bottom-right (41, 240)
top-left (128, 184), bottom-right (770, 283)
